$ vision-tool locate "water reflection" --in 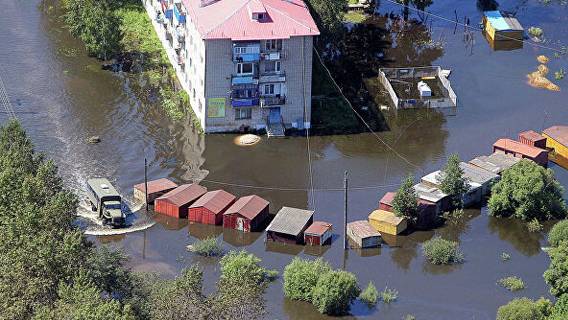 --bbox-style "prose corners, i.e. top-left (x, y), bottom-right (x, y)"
top-left (154, 213), bottom-right (188, 231)
top-left (487, 216), bottom-right (543, 256)
top-left (265, 241), bottom-right (304, 256)
top-left (188, 223), bottom-right (223, 240)
top-left (223, 229), bottom-right (262, 247)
